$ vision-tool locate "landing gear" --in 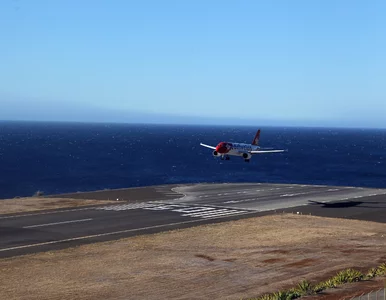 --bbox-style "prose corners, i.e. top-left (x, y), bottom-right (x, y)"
top-left (225, 156), bottom-right (230, 160)
top-left (244, 159), bottom-right (250, 163)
